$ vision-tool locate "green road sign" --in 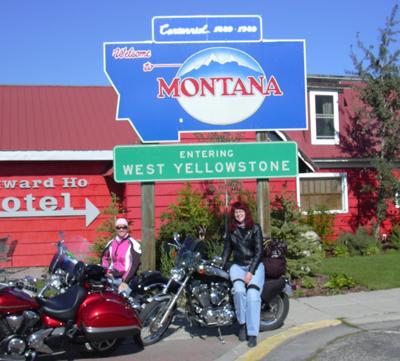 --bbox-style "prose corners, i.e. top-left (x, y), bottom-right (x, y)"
top-left (114, 142), bottom-right (298, 182)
